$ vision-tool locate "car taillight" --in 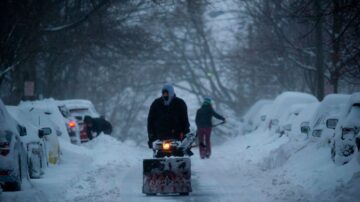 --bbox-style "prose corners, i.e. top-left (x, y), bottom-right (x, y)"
top-left (69, 121), bottom-right (76, 129)
top-left (0, 142), bottom-right (10, 156)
